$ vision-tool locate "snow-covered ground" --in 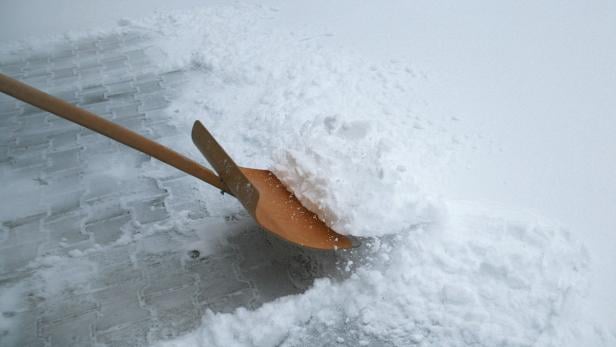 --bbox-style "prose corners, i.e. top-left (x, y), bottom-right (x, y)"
top-left (1, 1), bottom-right (614, 346)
